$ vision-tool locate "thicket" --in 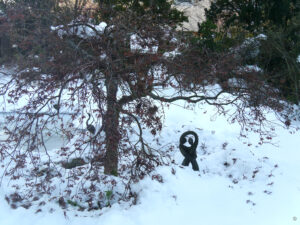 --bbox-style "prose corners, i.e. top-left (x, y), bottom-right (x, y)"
top-left (198, 0), bottom-right (300, 103)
